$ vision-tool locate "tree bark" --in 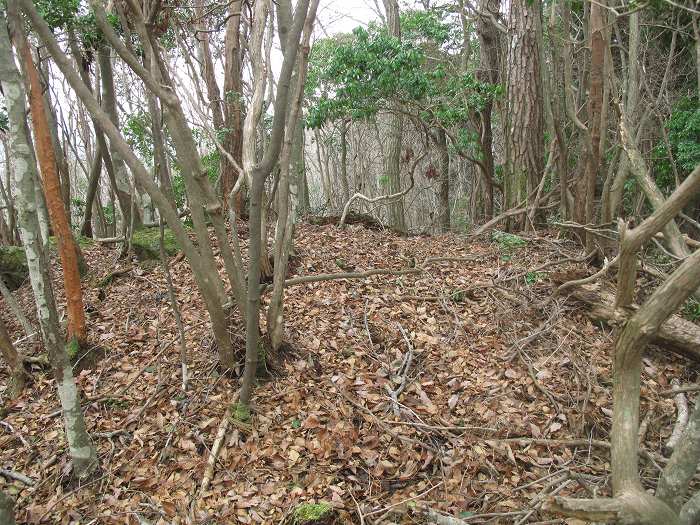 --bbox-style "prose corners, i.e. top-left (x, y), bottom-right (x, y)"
top-left (382, 0), bottom-right (405, 232)
top-left (17, 24), bottom-right (87, 345)
top-left (0, 10), bottom-right (97, 477)
top-left (504, 0), bottom-right (544, 231)
top-left (0, 316), bottom-right (26, 398)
